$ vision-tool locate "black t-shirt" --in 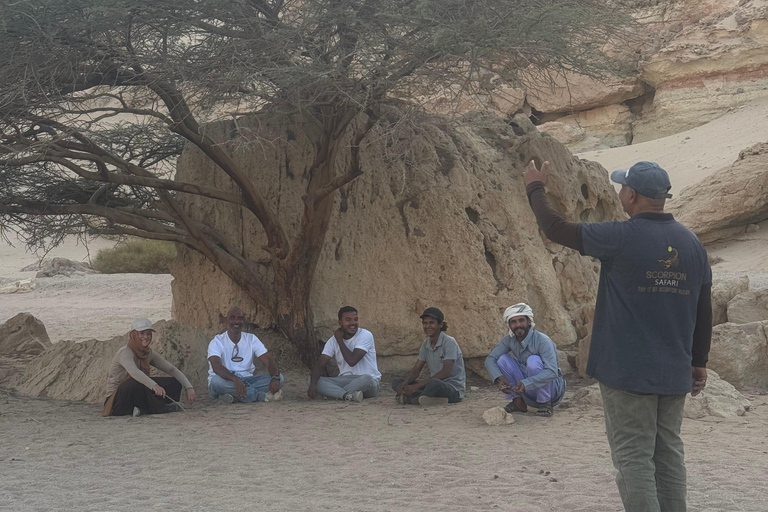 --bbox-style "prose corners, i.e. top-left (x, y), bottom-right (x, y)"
top-left (579, 212), bottom-right (712, 394)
